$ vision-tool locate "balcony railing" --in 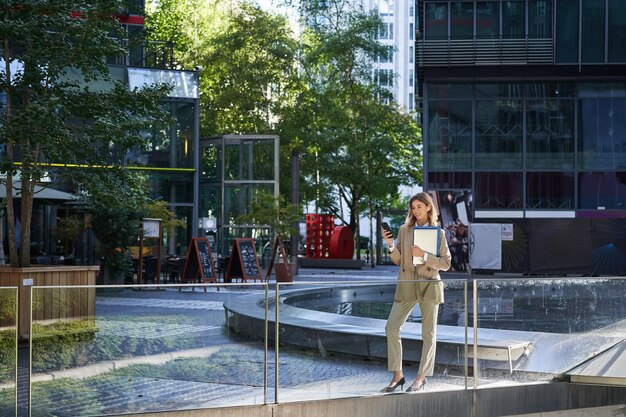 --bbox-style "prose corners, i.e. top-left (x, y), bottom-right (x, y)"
top-left (417, 38), bottom-right (554, 67)
top-left (107, 39), bottom-right (176, 70)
